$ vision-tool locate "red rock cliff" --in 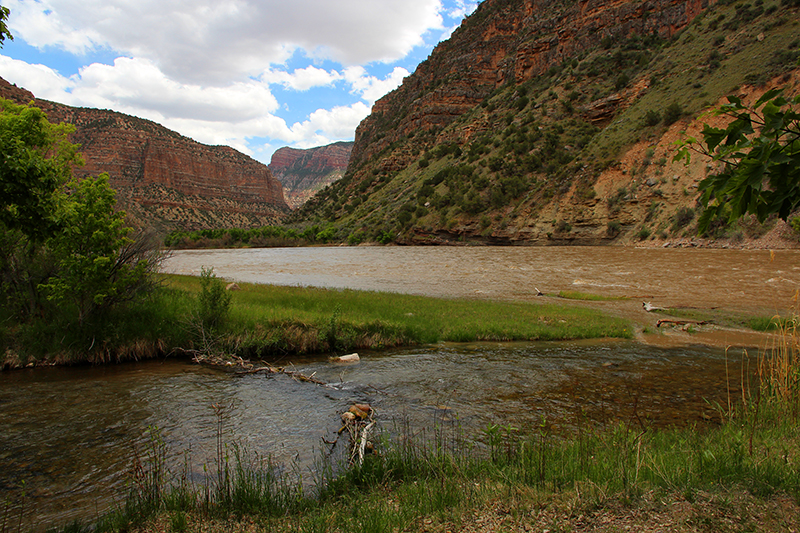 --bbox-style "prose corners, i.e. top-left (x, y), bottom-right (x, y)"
top-left (350, 0), bottom-right (710, 172)
top-left (0, 77), bottom-right (289, 231)
top-left (269, 142), bottom-right (353, 209)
